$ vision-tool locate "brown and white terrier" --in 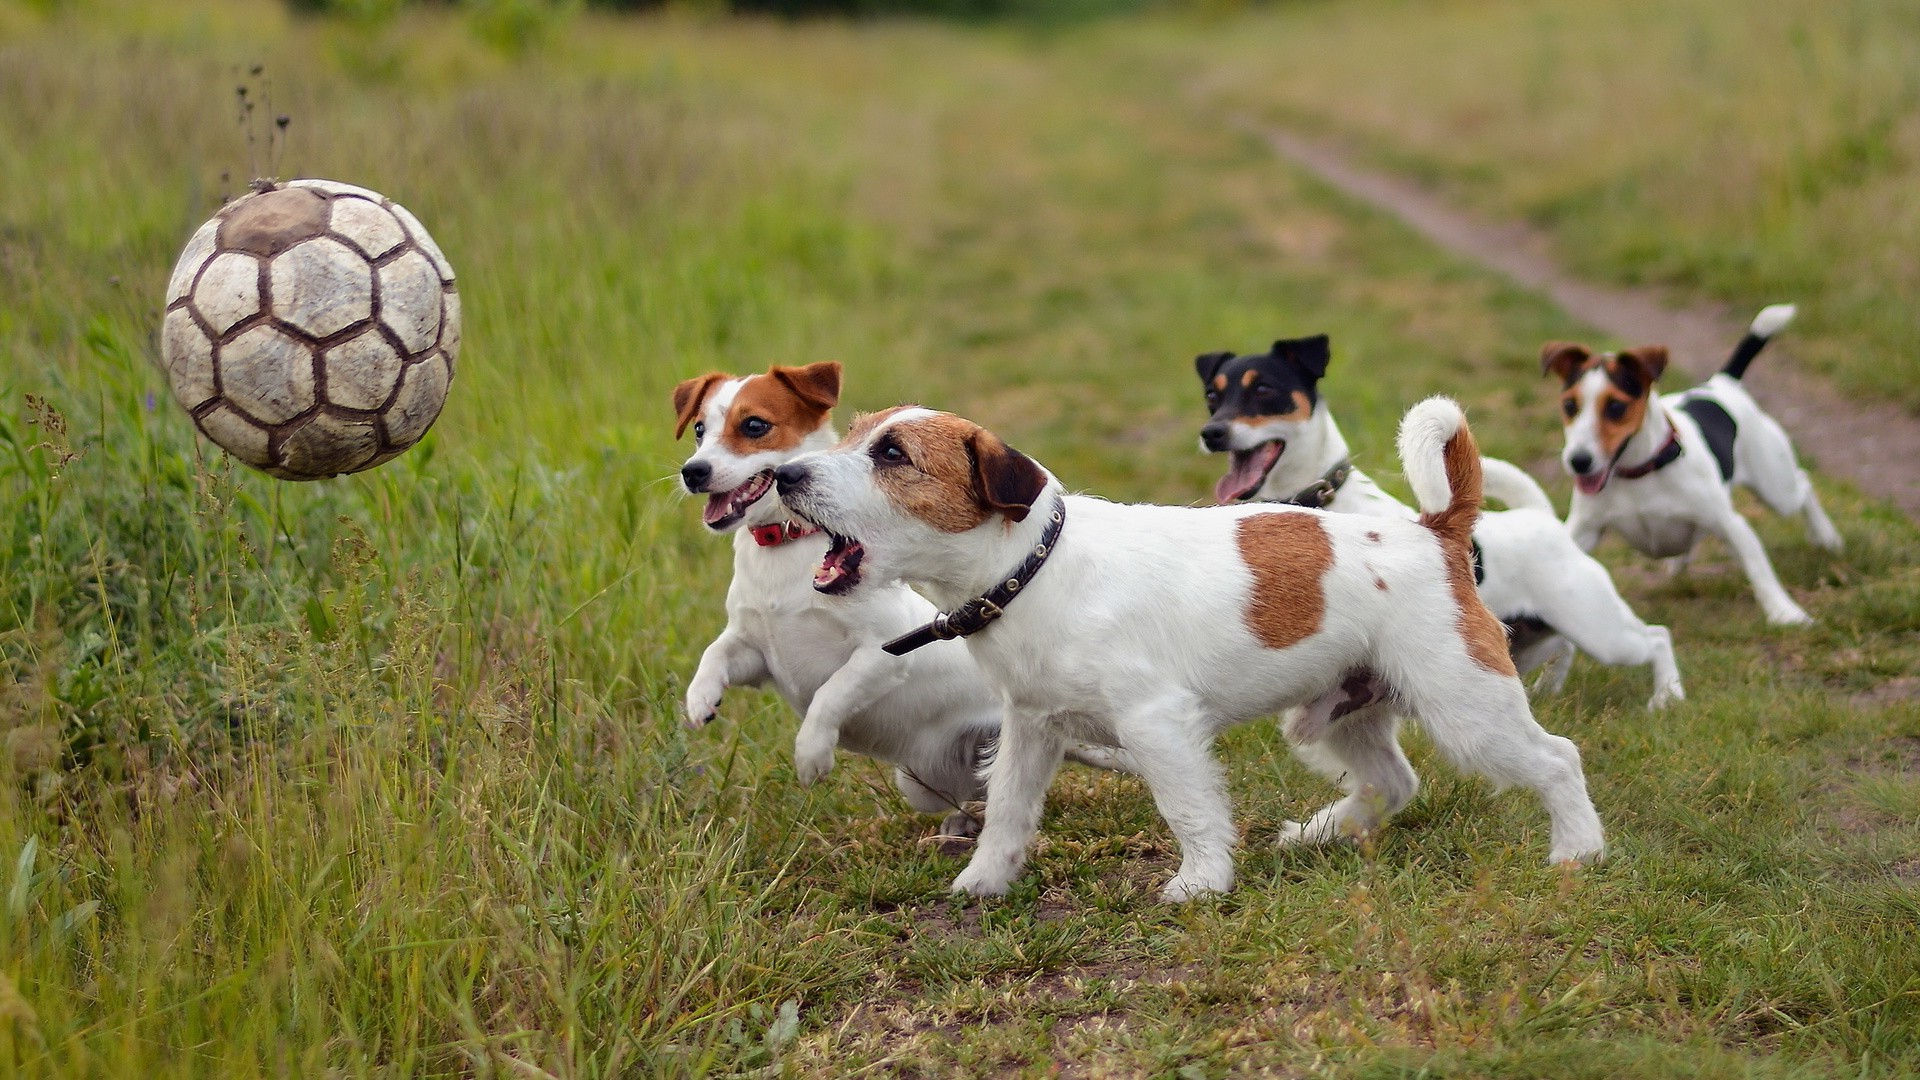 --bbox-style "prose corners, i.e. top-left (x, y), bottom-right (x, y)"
top-left (772, 397), bottom-right (1605, 901)
top-left (673, 362), bottom-right (1126, 836)
top-left (1546, 304), bottom-right (1841, 626)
